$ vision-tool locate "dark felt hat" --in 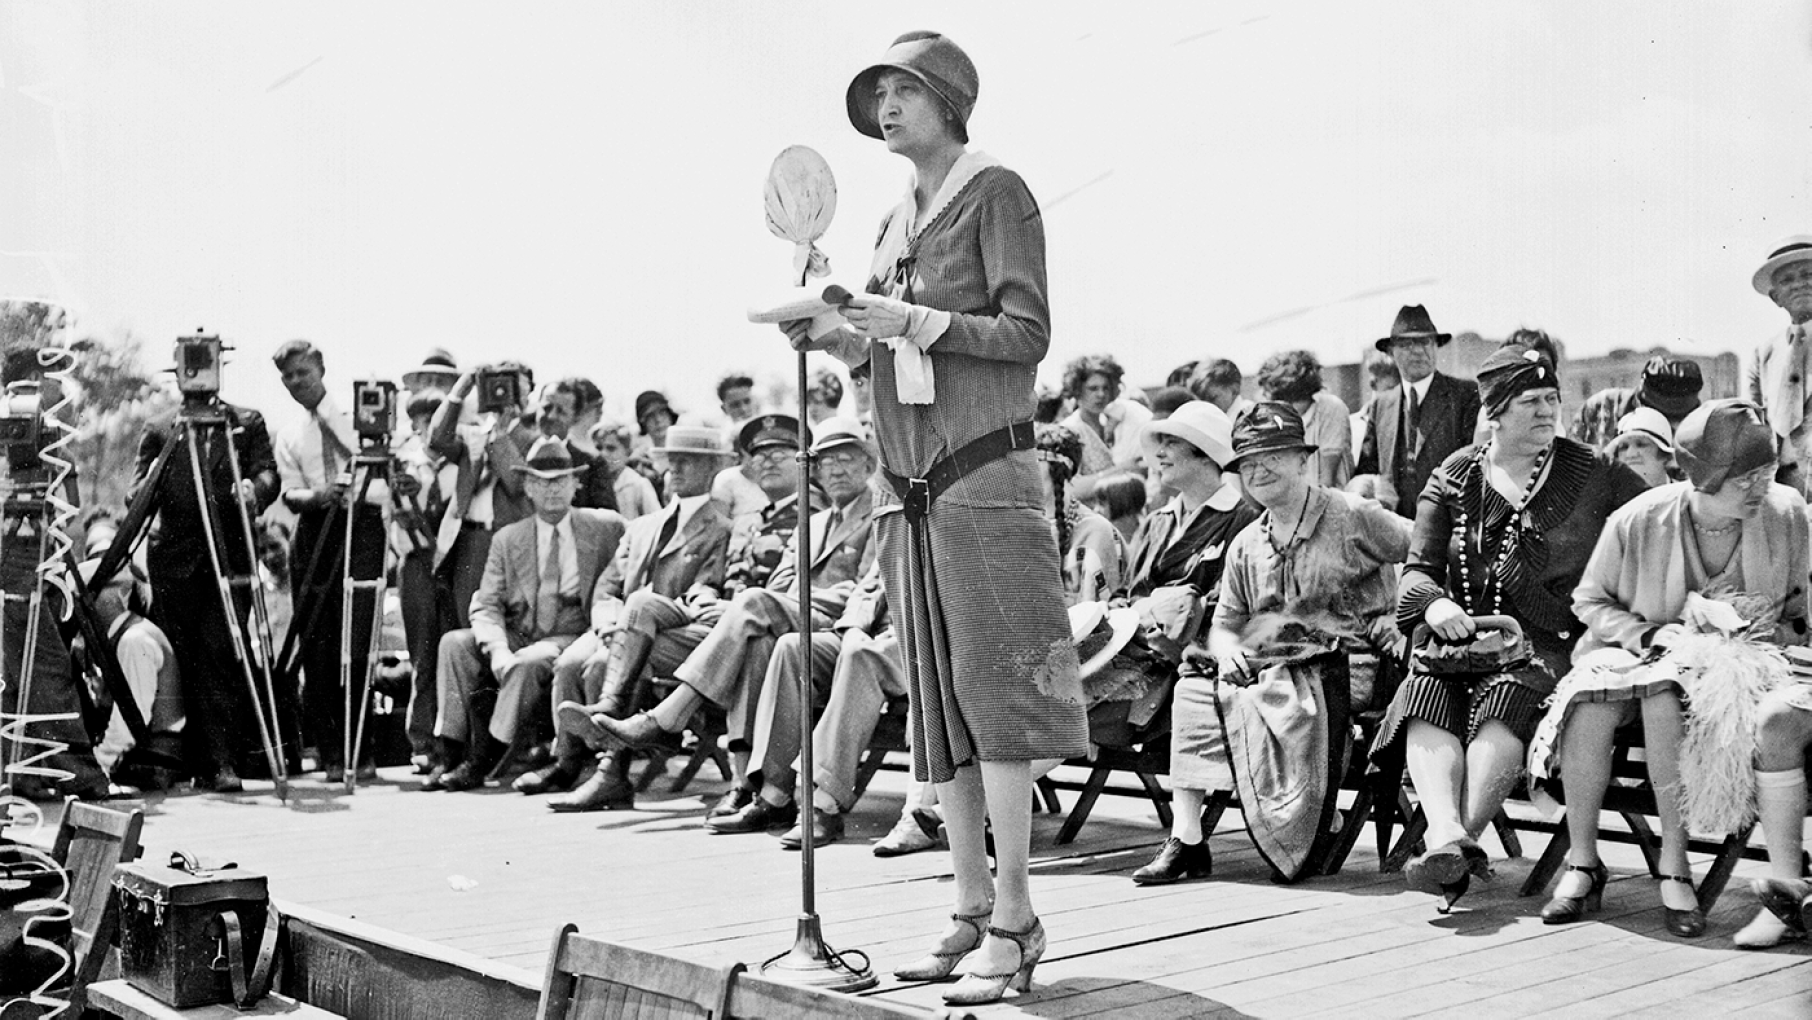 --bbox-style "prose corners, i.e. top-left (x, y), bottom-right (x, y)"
top-left (1373, 304), bottom-right (1453, 354)
top-left (738, 413), bottom-right (809, 455)
top-left (1674, 399), bottom-right (1777, 494)
top-left (847, 31), bottom-right (979, 143)
top-left (634, 390), bottom-right (673, 428)
top-left (1224, 401), bottom-right (1317, 470)
top-left (1637, 355), bottom-right (1704, 421)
